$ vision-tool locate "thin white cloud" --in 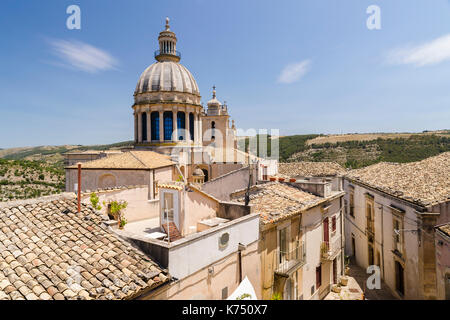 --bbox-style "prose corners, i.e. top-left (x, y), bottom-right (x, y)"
top-left (48, 39), bottom-right (118, 73)
top-left (386, 34), bottom-right (450, 67)
top-left (277, 60), bottom-right (311, 84)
